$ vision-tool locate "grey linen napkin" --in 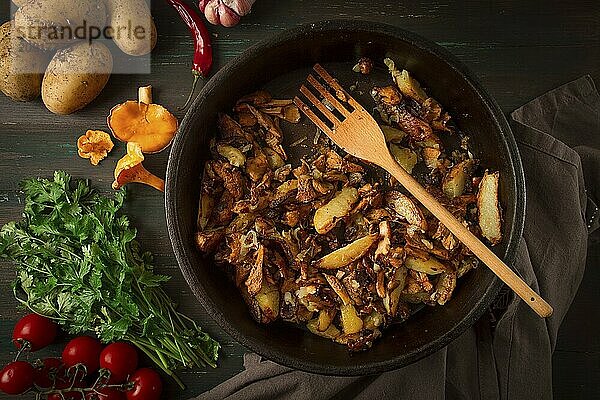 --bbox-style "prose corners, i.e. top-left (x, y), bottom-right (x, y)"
top-left (194, 76), bottom-right (600, 400)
